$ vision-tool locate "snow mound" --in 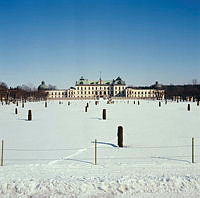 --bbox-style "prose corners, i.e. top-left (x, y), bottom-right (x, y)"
top-left (0, 174), bottom-right (200, 198)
